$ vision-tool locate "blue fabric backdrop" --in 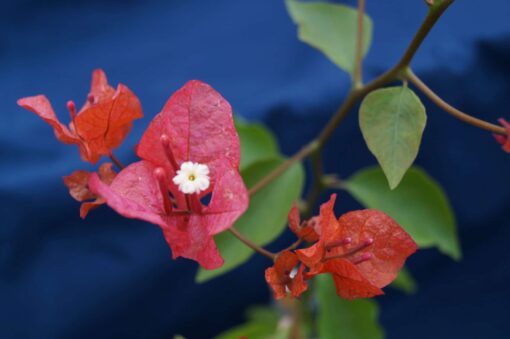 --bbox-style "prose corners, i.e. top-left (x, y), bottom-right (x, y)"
top-left (1, 0), bottom-right (510, 338)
